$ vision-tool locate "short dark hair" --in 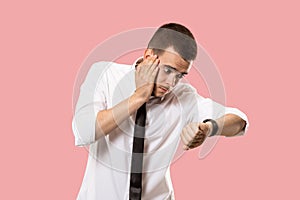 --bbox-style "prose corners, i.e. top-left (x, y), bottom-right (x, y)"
top-left (147, 23), bottom-right (197, 61)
